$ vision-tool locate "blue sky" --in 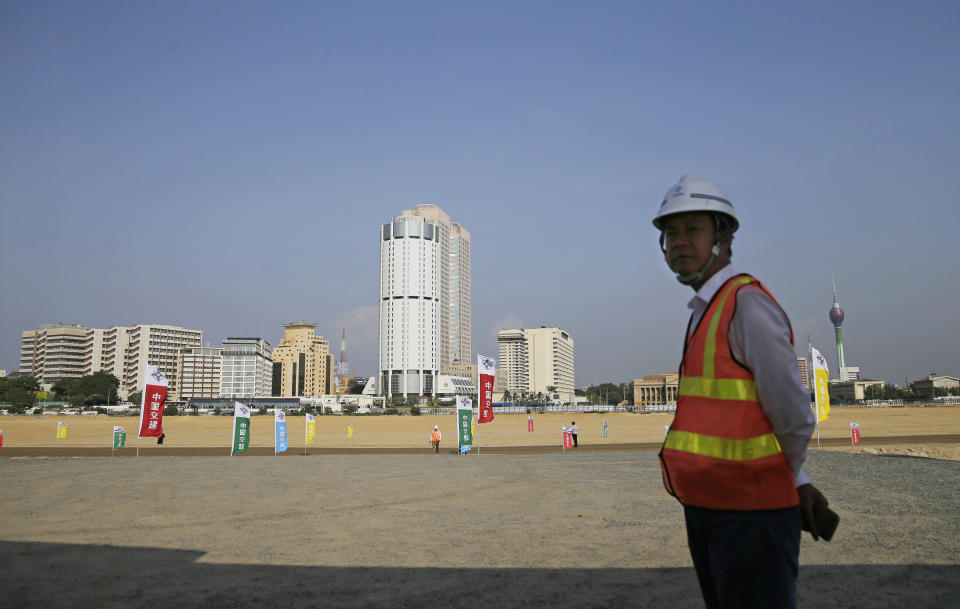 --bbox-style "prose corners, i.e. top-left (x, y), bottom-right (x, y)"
top-left (2, 1), bottom-right (958, 385)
